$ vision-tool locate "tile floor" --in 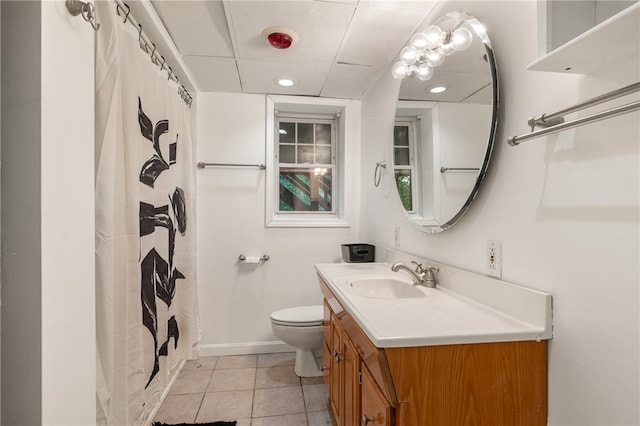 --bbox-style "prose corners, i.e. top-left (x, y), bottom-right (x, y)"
top-left (154, 352), bottom-right (332, 426)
